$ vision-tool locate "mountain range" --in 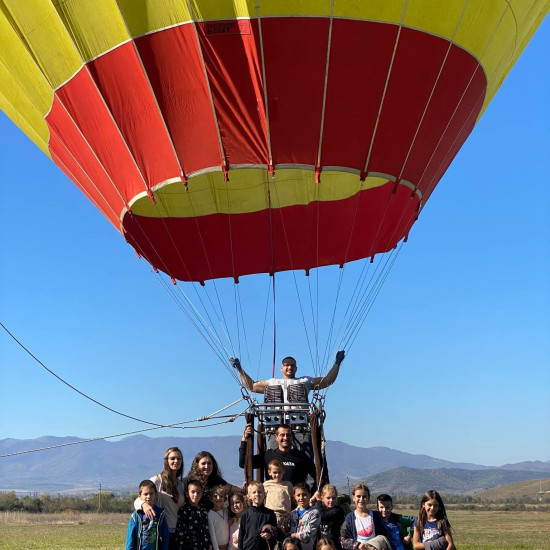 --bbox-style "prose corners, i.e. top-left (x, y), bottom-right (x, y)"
top-left (1, 435), bottom-right (548, 495)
